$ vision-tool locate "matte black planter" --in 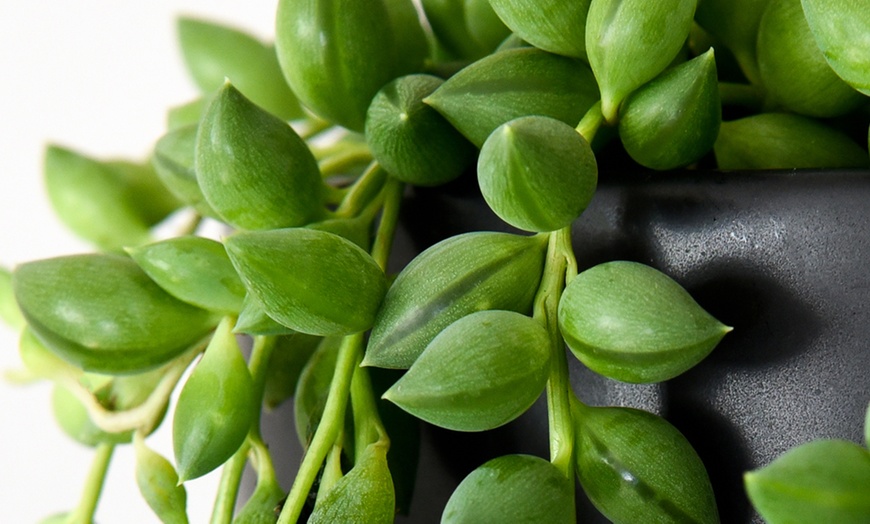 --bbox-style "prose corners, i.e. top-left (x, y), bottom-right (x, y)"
top-left (258, 169), bottom-right (870, 523)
